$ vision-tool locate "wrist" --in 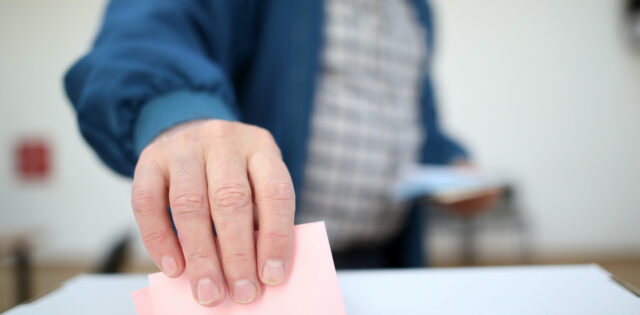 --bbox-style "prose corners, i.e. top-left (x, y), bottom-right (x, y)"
top-left (134, 90), bottom-right (238, 157)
